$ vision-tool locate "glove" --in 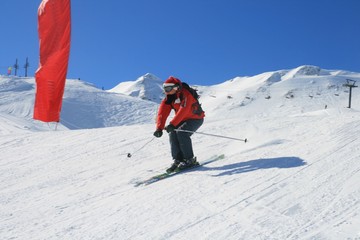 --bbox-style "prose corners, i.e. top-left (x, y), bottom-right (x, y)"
top-left (165, 124), bottom-right (176, 133)
top-left (153, 129), bottom-right (163, 138)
